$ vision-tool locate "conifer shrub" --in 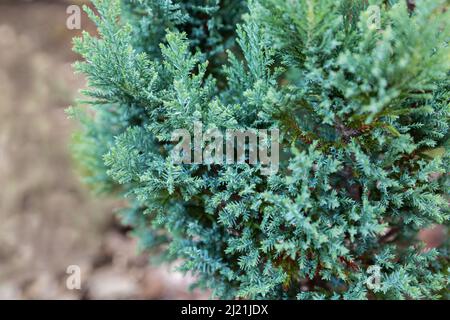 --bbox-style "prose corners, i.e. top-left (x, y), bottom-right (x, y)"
top-left (69, 0), bottom-right (450, 299)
